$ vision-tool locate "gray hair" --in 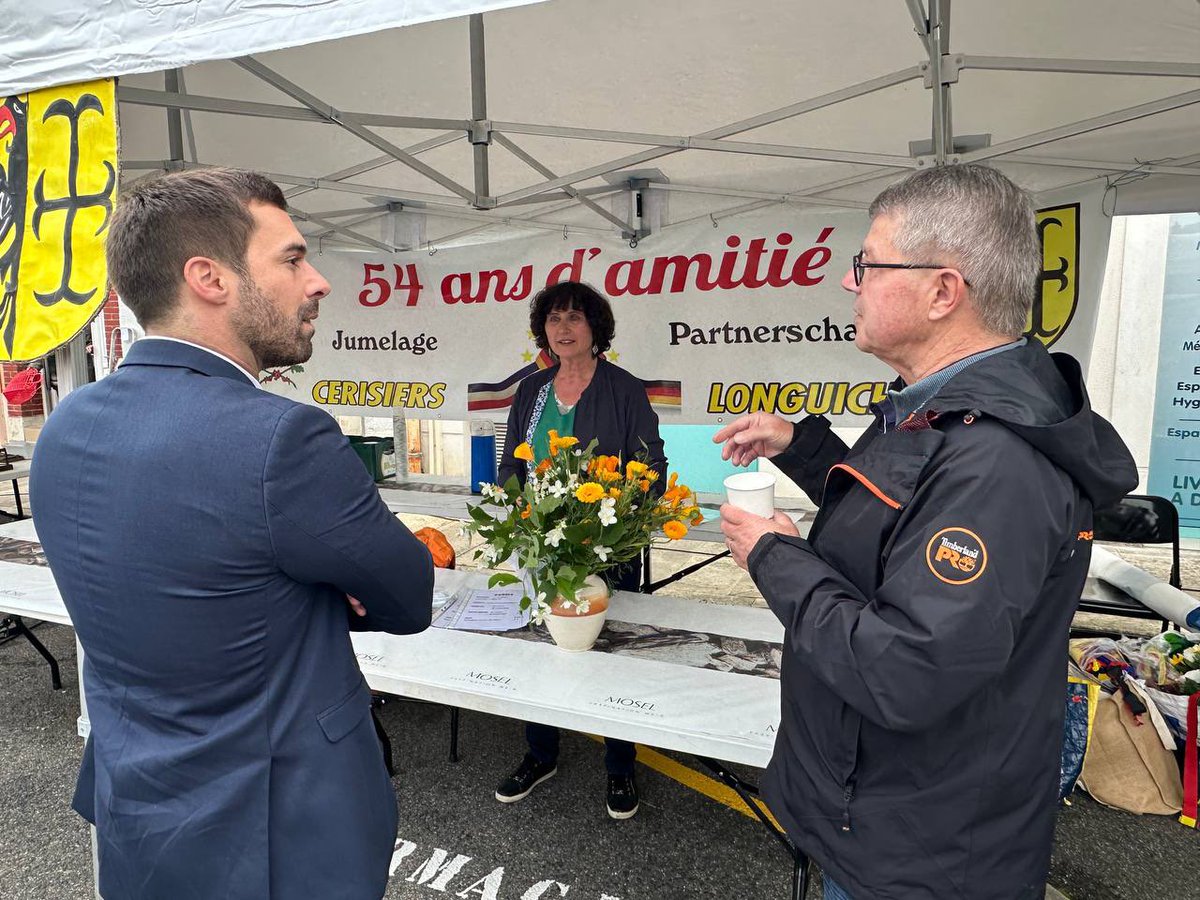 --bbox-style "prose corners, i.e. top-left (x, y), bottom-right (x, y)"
top-left (868, 164), bottom-right (1040, 337)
